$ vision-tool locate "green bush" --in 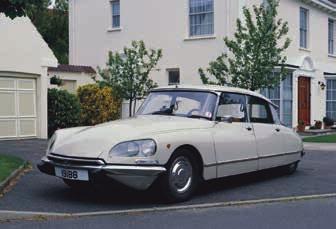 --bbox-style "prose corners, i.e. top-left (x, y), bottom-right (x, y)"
top-left (77, 84), bottom-right (121, 126)
top-left (48, 88), bottom-right (81, 137)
